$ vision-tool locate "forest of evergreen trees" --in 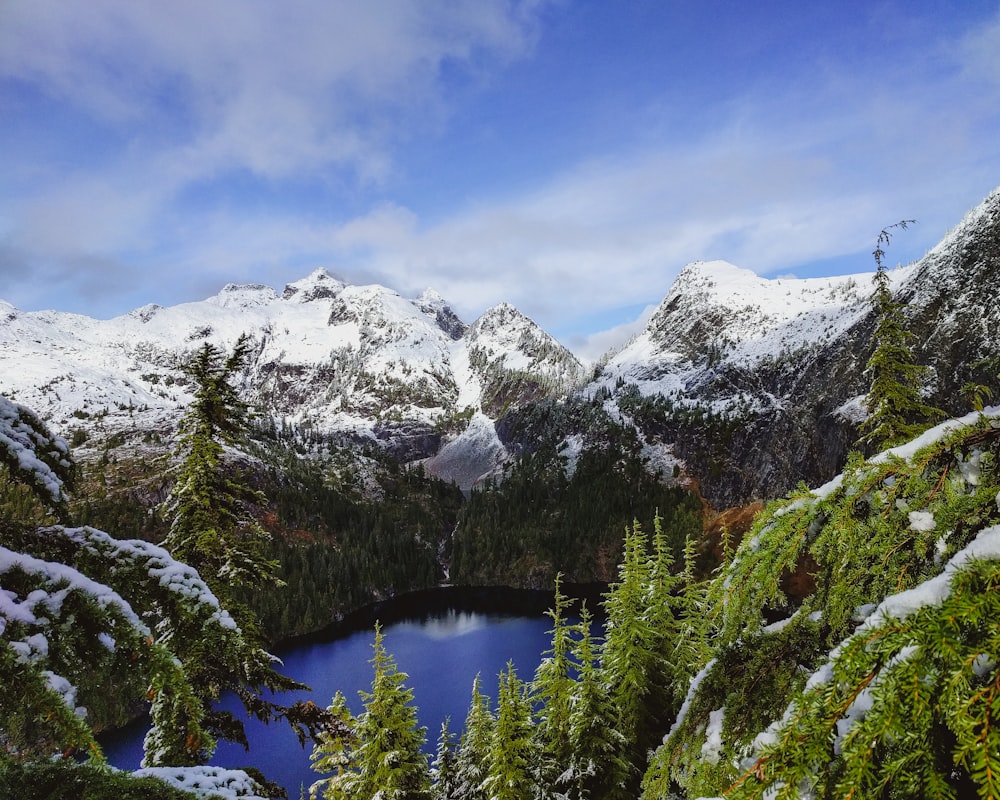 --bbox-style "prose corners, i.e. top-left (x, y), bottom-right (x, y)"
top-left (309, 521), bottom-right (708, 800)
